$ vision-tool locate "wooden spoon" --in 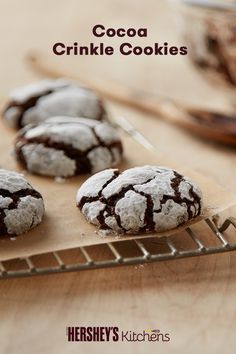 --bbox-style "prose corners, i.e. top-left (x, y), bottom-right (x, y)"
top-left (27, 53), bottom-right (236, 147)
